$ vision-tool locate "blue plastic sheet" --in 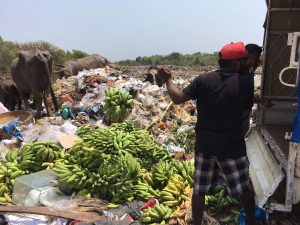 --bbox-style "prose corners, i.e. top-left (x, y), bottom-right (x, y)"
top-left (1, 120), bottom-right (21, 138)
